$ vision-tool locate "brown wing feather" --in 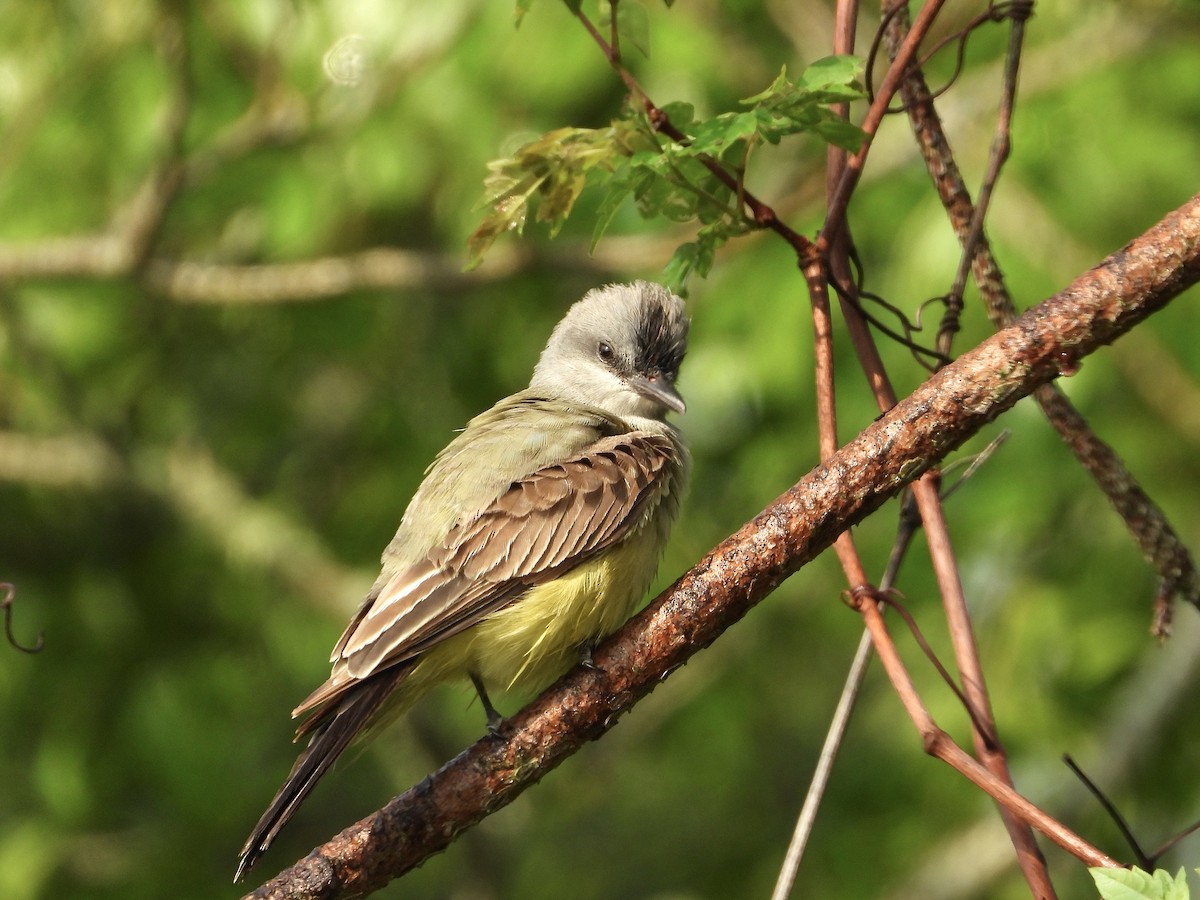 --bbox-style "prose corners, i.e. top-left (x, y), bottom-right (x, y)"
top-left (296, 432), bottom-right (675, 719)
top-left (439, 433), bottom-right (671, 582)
